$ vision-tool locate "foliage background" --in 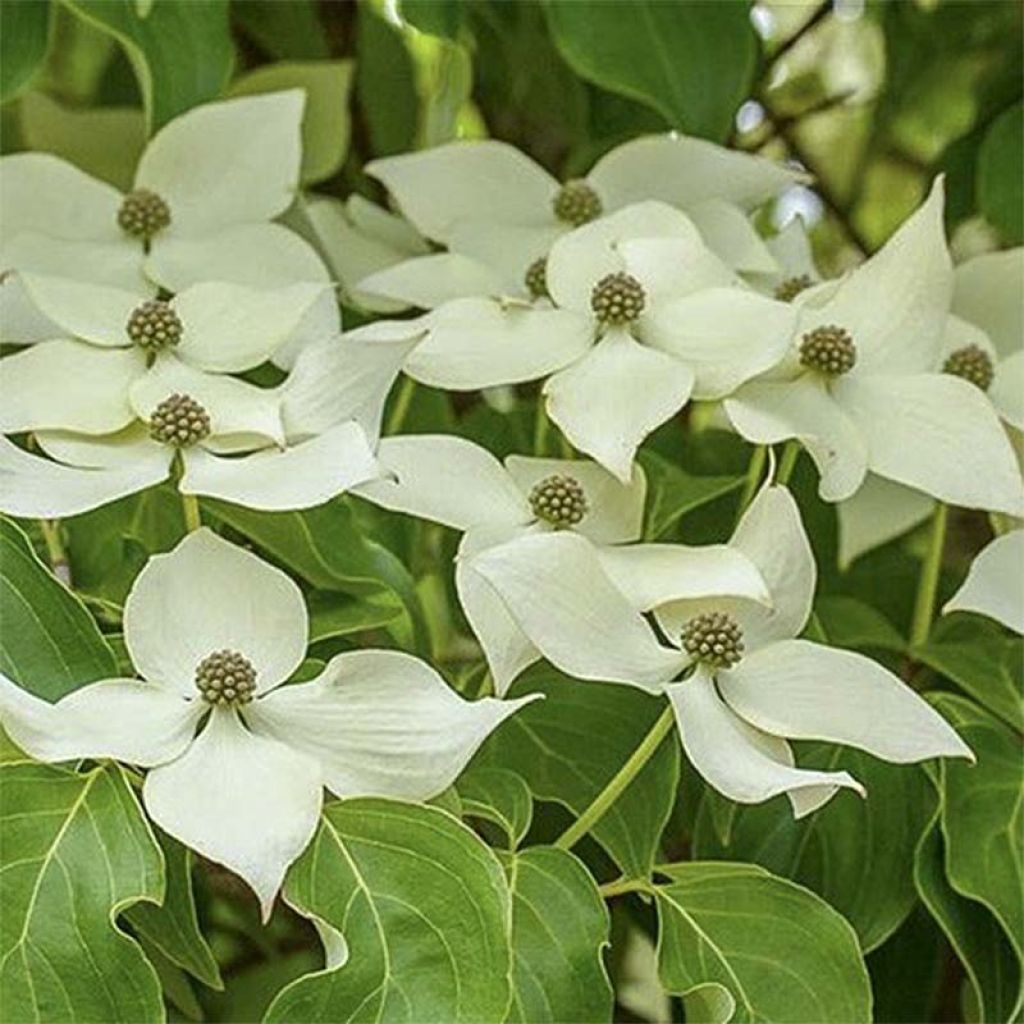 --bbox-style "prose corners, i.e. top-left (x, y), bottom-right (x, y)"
top-left (0, 1), bottom-right (1021, 1022)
